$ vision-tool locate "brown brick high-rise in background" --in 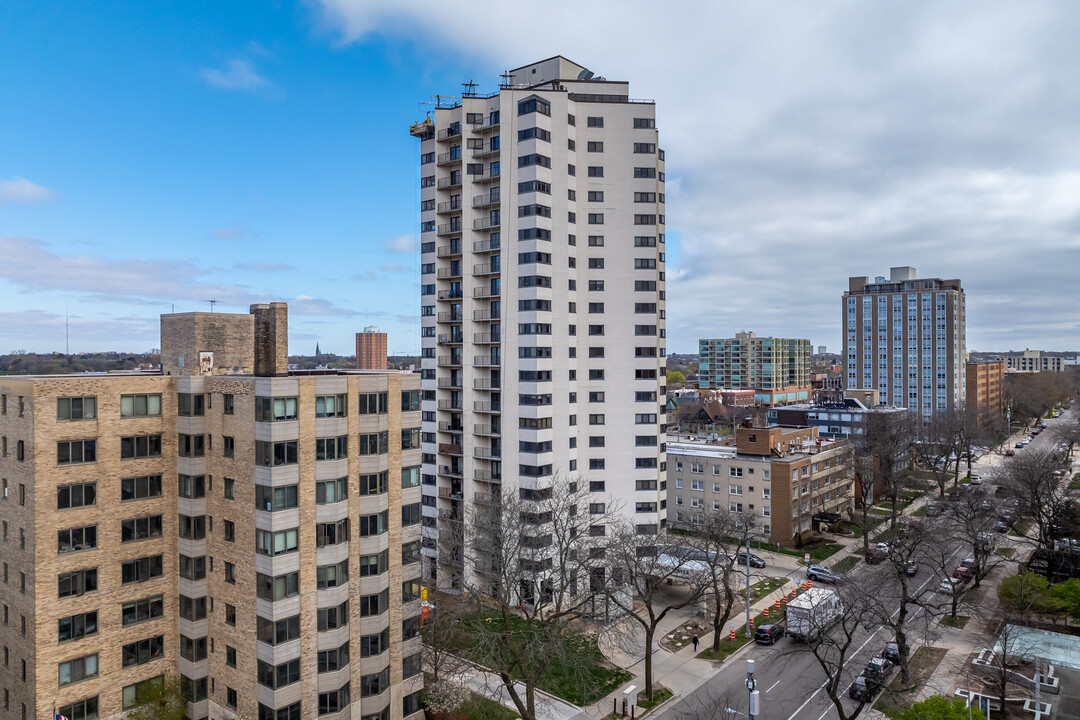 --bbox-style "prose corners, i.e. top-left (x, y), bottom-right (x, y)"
top-left (966, 360), bottom-right (1004, 426)
top-left (355, 327), bottom-right (388, 370)
top-left (0, 303), bottom-right (423, 720)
